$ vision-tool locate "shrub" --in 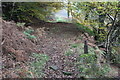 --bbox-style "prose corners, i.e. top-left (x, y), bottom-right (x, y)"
top-left (77, 53), bottom-right (111, 78)
top-left (76, 23), bottom-right (94, 36)
top-left (65, 43), bottom-right (111, 78)
top-left (110, 47), bottom-right (120, 64)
